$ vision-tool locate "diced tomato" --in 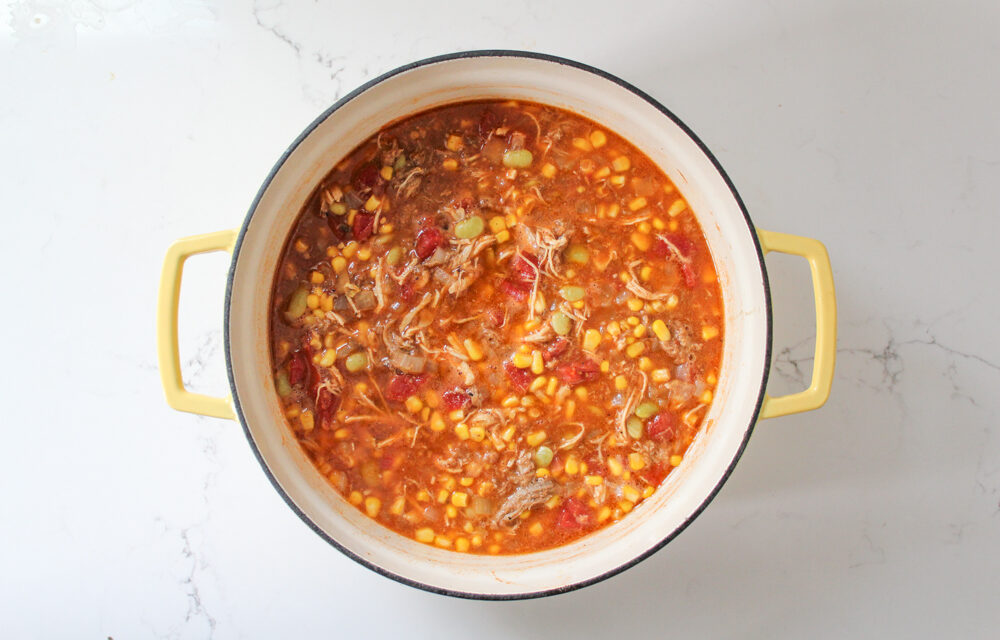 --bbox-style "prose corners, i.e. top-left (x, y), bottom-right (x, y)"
top-left (510, 253), bottom-right (538, 284)
top-left (352, 212), bottom-right (376, 241)
top-left (555, 357), bottom-right (600, 385)
top-left (485, 305), bottom-right (505, 327)
top-left (640, 463), bottom-right (669, 487)
top-left (679, 261), bottom-right (697, 288)
top-left (399, 280), bottom-right (416, 303)
top-left (315, 386), bottom-right (340, 430)
top-left (557, 497), bottom-right (591, 530)
top-left (647, 411), bottom-right (677, 443)
top-left (504, 361), bottom-right (533, 393)
top-left (542, 337), bottom-right (570, 363)
top-left (650, 233), bottom-right (698, 288)
top-left (385, 374), bottom-right (429, 402)
top-left (351, 163), bottom-right (381, 198)
top-left (287, 350), bottom-right (308, 387)
top-left (499, 278), bottom-right (529, 302)
top-left (415, 227), bottom-right (445, 260)
top-left (441, 389), bottom-right (471, 411)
